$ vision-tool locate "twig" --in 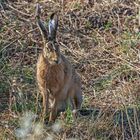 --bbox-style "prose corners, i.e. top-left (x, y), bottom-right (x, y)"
top-left (0, 27), bottom-right (38, 53)
top-left (8, 4), bottom-right (32, 17)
